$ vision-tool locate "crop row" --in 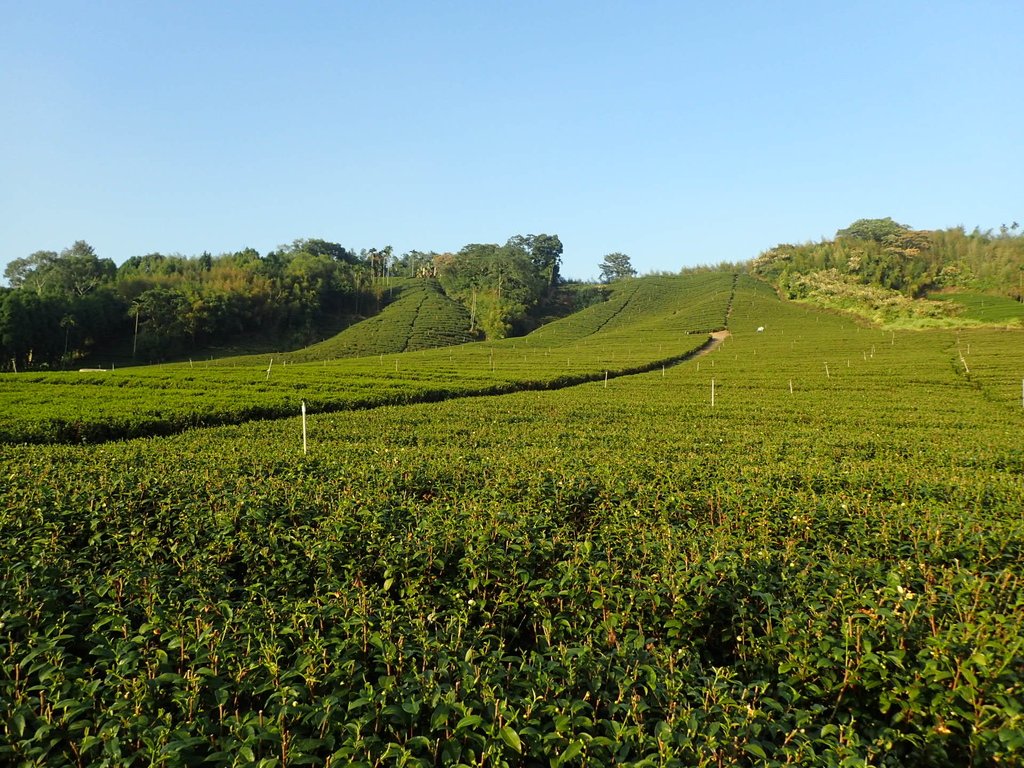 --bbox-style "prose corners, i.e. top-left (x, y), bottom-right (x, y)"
top-left (285, 280), bottom-right (474, 362)
top-left (1, 281), bottom-right (1022, 765)
top-left (0, 275), bottom-right (734, 444)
